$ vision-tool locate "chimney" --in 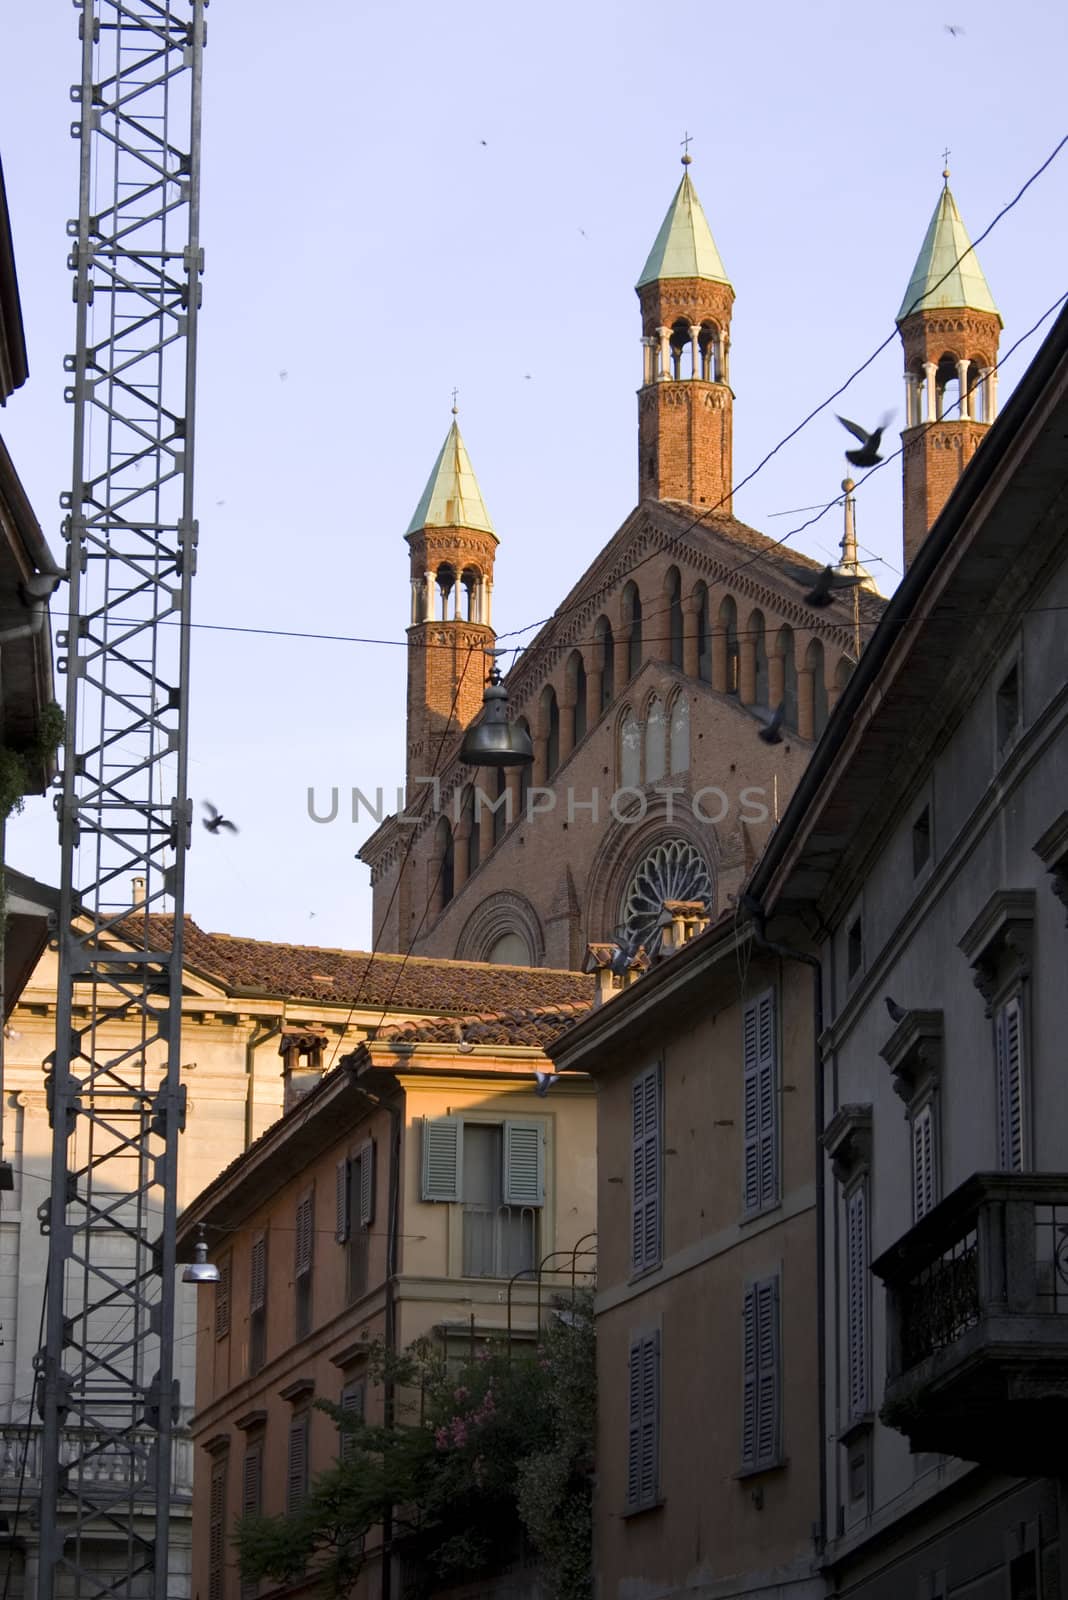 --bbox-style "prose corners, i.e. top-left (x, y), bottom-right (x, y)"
top-left (132, 876), bottom-right (146, 906)
top-left (582, 943), bottom-right (650, 1007)
top-left (655, 900), bottom-right (711, 958)
top-left (279, 1030), bottom-right (327, 1112)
